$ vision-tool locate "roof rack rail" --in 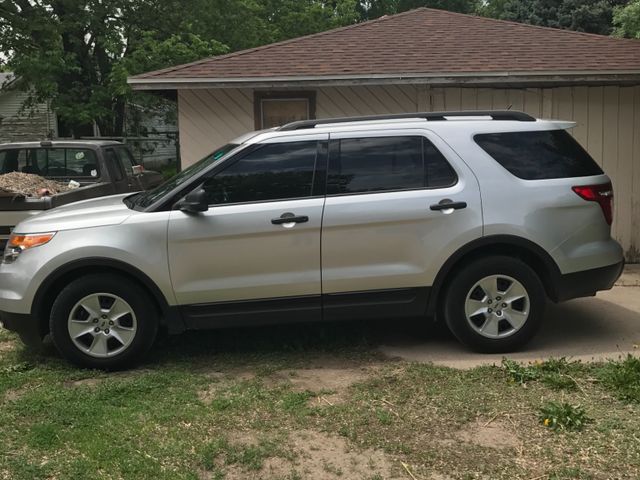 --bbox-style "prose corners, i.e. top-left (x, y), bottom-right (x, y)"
top-left (279, 110), bottom-right (536, 131)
